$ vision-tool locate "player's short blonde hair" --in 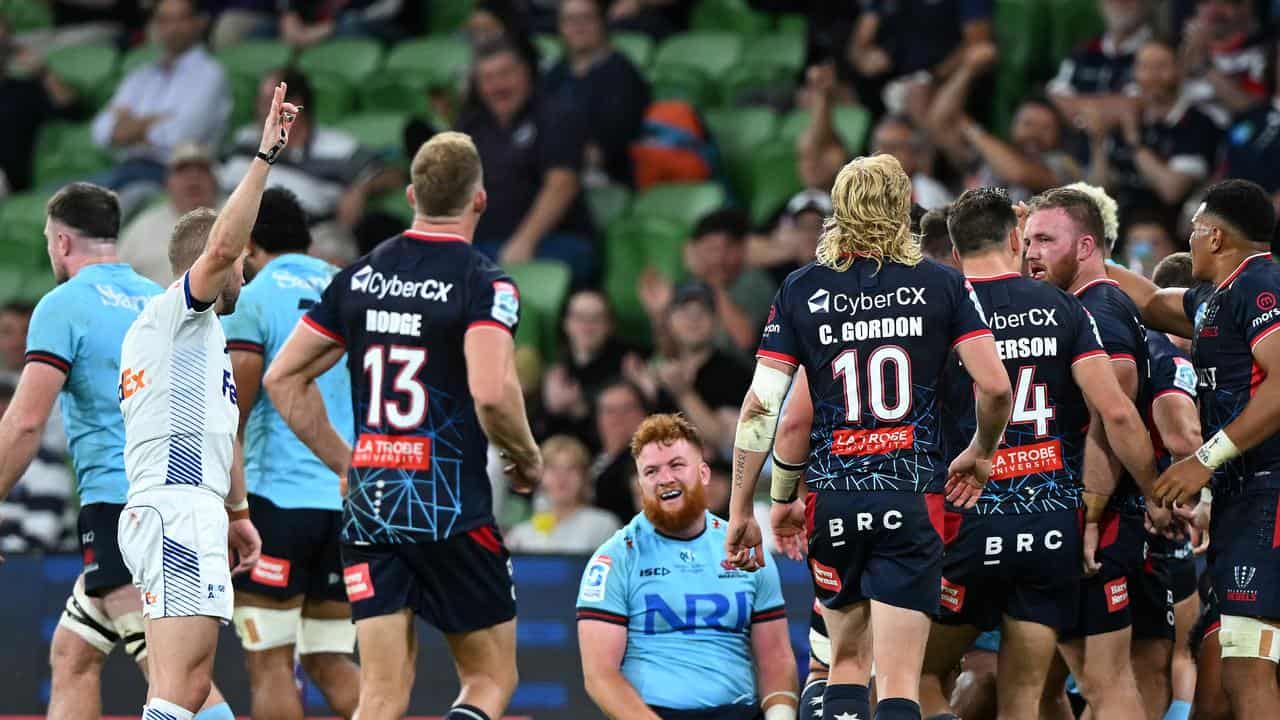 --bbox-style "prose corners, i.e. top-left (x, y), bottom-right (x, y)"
top-left (630, 413), bottom-right (704, 460)
top-left (410, 131), bottom-right (483, 217)
top-left (1065, 182), bottom-right (1119, 252)
top-left (169, 207), bottom-right (218, 276)
top-left (817, 154), bottom-right (921, 273)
